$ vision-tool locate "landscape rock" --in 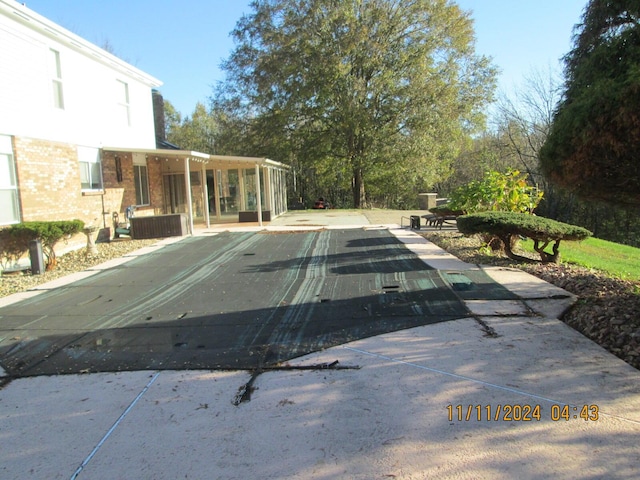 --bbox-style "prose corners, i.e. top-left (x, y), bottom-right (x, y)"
top-left (0, 239), bottom-right (157, 298)
top-left (420, 230), bottom-right (640, 372)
